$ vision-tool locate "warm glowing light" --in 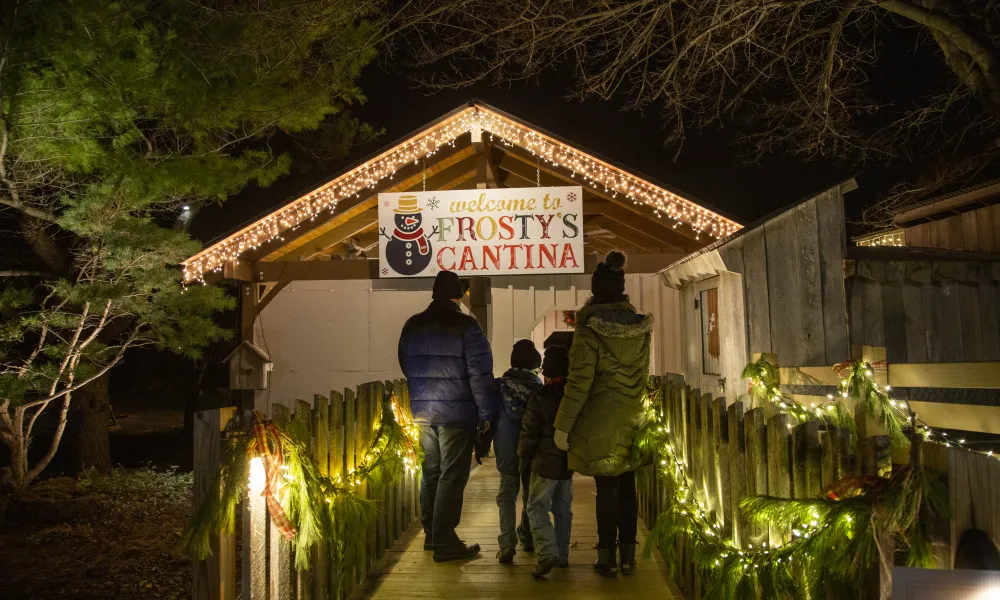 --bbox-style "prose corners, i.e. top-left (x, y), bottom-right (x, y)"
top-left (180, 105), bottom-right (741, 283)
top-left (249, 457), bottom-right (266, 494)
